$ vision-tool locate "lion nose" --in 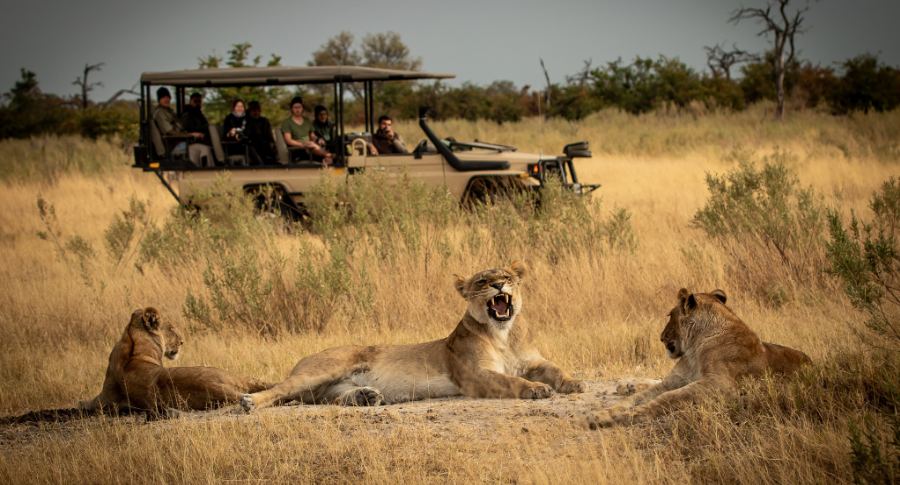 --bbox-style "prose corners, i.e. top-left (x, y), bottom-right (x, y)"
top-left (490, 282), bottom-right (504, 290)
